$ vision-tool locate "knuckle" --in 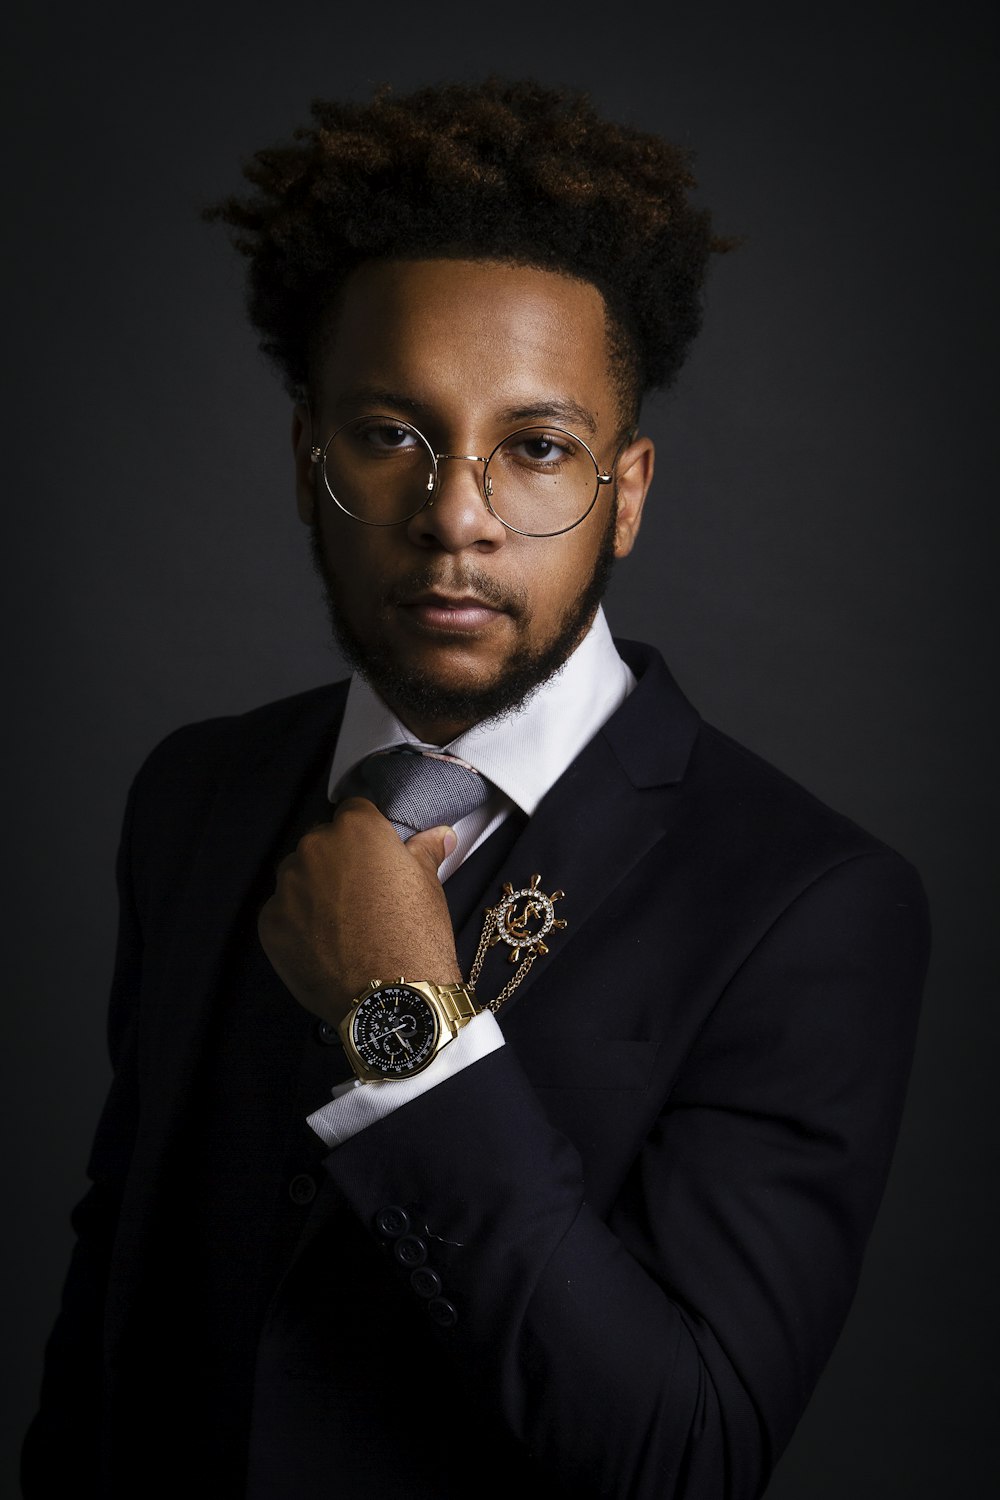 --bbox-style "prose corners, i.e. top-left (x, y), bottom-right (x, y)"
top-left (334, 796), bottom-right (377, 820)
top-left (296, 824), bottom-right (329, 856)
